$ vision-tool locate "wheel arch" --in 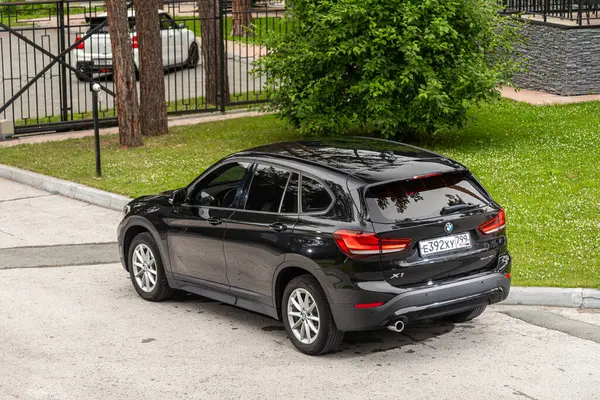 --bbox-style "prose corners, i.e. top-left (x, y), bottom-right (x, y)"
top-left (121, 217), bottom-right (167, 273)
top-left (272, 258), bottom-right (332, 321)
